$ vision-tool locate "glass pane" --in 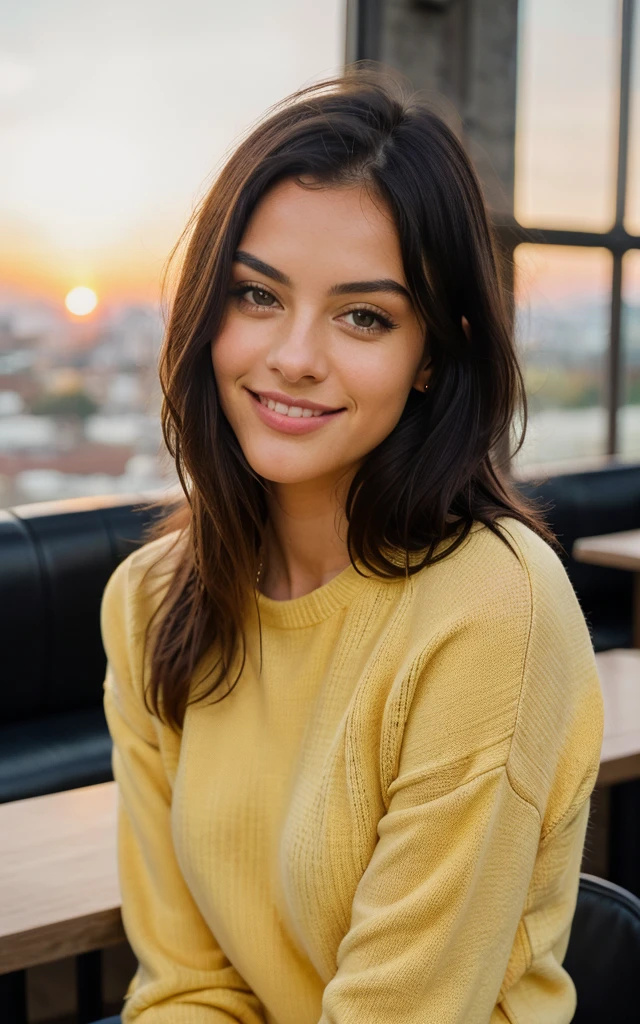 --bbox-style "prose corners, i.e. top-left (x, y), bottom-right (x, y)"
top-left (0, 1), bottom-right (344, 508)
top-left (619, 250), bottom-right (640, 455)
top-left (512, 244), bottom-right (613, 475)
top-left (625, 0), bottom-right (640, 233)
top-left (515, 0), bottom-right (619, 230)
